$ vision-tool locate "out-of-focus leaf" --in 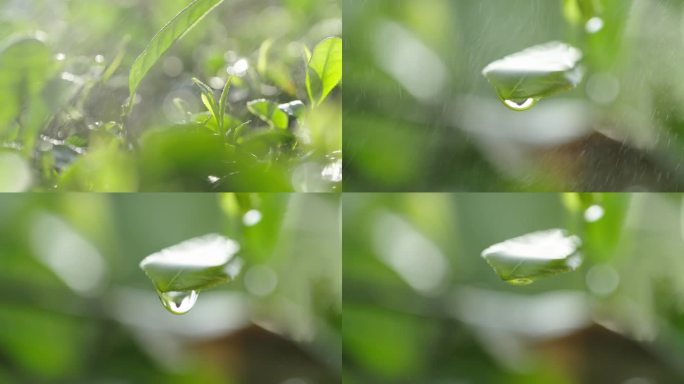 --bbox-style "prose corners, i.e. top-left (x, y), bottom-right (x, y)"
top-left (101, 35), bottom-right (130, 82)
top-left (306, 37), bottom-right (342, 105)
top-left (257, 38), bottom-right (273, 76)
top-left (344, 304), bottom-right (426, 378)
top-left (57, 142), bottom-right (138, 192)
top-left (0, 37), bottom-right (52, 133)
top-left (128, 0), bottom-right (224, 109)
top-left (0, 306), bottom-right (88, 379)
top-left (563, 193), bottom-right (630, 262)
top-left (137, 125), bottom-right (228, 190)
